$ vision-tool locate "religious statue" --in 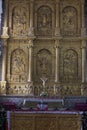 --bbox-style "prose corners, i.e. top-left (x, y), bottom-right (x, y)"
top-left (40, 77), bottom-right (48, 96)
top-left (40, 78), bottom-right (48, 89)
